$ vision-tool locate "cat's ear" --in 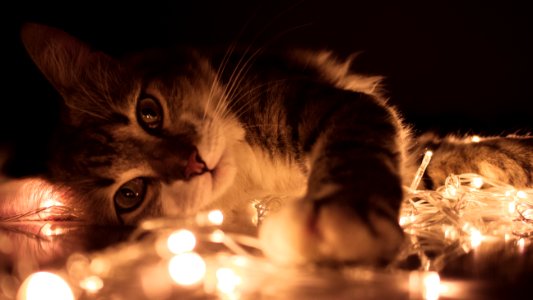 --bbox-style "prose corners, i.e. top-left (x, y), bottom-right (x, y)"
top-left (20, 23), bottom-right (111, 95)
